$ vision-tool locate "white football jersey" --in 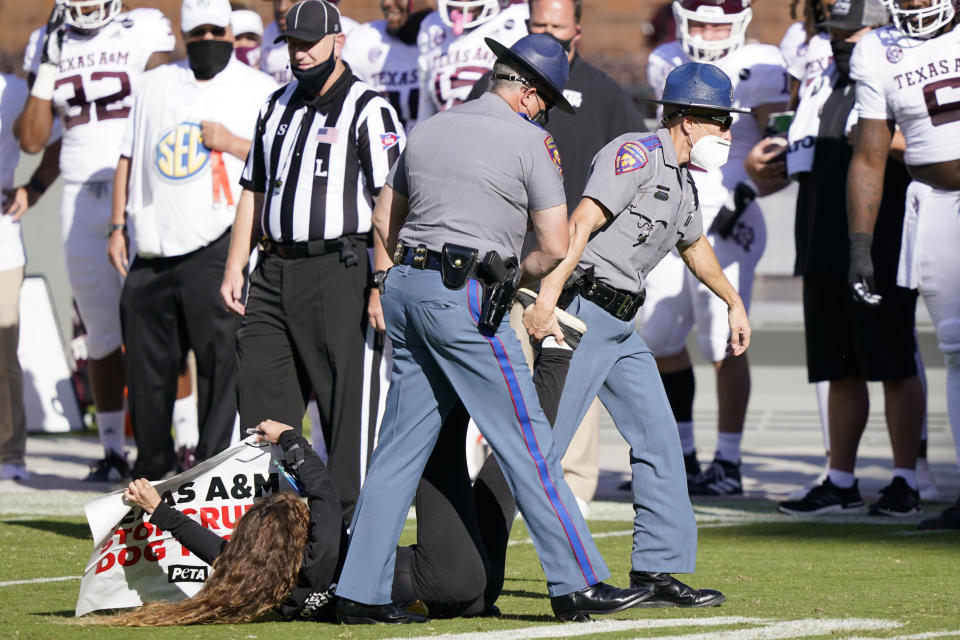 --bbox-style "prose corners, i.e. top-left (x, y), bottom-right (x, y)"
top-left (779, 21), bottom-right (809, 80)
top-left (343, 20), bottom-right (420, 130)
top-left (24, 9), bottom-right (175, 184)
top-left (261, 16), bottom-right (359, 85)
top-left (647, 41), bottom-right (790, 216)
top-left (851, 24), bottom-right (960, 165)
top-left (120, 58), bottom-right (278, 257)
top-left (416, 4), bottom-right (528, 121)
